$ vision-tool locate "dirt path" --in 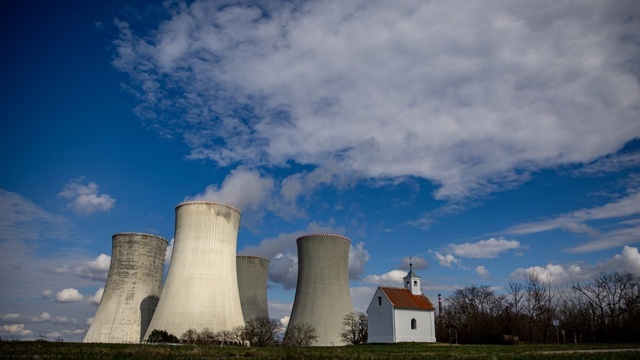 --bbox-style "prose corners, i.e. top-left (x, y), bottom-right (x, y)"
top-left (540, 348), bottom-right (640, 354)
